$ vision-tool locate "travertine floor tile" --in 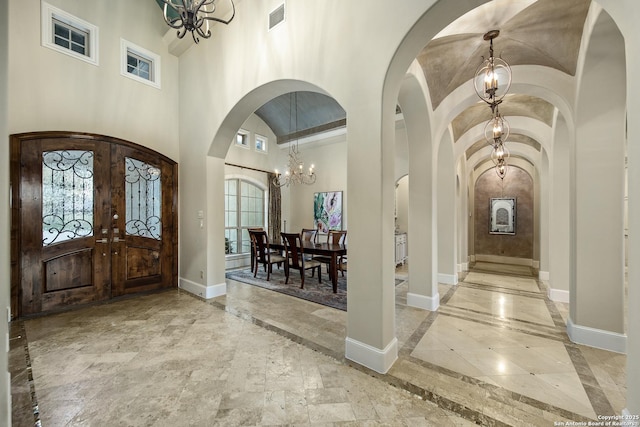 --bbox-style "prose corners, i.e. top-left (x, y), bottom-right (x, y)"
top-left (10, 262), bottom-right (627, 426)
